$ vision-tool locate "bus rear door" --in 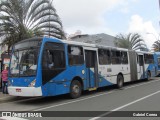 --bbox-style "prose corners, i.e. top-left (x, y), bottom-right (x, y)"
top-left (84, 49), bottom-right (98, 90)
